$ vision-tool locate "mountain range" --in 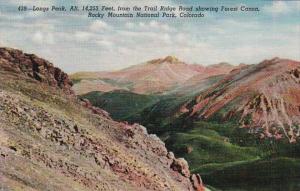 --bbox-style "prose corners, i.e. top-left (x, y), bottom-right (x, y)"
top-left (71, 56), bottom-right (237, 95)
top-left (74, 55), bottom-right (300, 190)
top-left (183, 58), bottom-right (300, 142)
